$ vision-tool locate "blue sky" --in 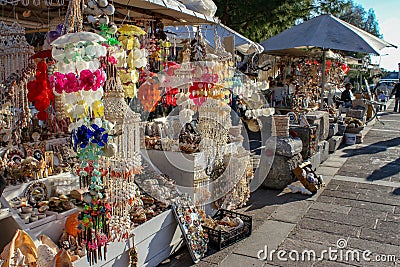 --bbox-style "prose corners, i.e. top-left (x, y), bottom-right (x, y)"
top-left (355, 0), bottom-right (400, 71)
